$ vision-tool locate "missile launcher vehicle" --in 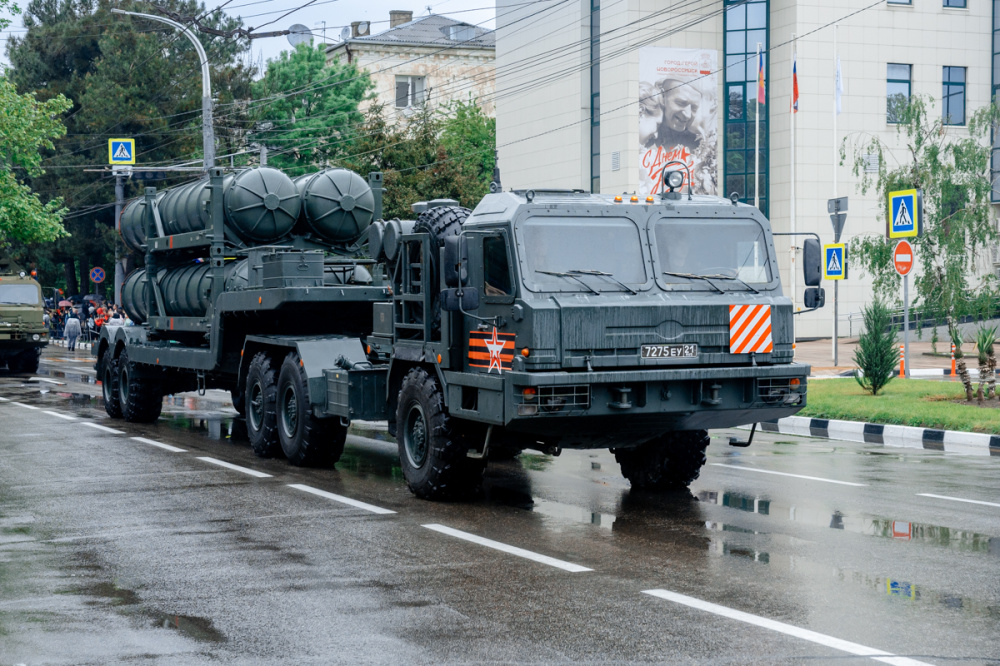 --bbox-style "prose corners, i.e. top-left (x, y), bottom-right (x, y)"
top-left (0, 252), bottom-right (48, 374)
top-left (97, 165), bottom-right (825, 500)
